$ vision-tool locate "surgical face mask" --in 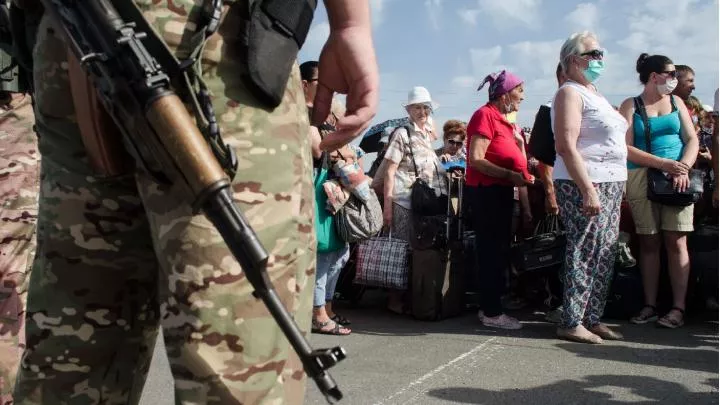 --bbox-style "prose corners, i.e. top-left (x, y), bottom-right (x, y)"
top-left (656, 77), bottom-right (678, 95)
top-left (582, 60), bottom-right (605, 83)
